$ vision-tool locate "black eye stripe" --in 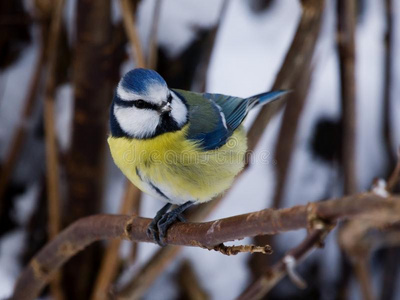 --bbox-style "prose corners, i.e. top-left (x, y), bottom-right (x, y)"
top-left (115, 97), bottom-right (158, 110)
top-left (134, 100), bottom-right (158, 110)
